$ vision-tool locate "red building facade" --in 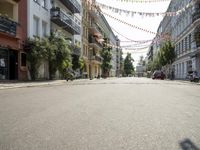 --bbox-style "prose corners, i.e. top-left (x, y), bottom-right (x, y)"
top-left (0, 0), bottom-right (27, 80)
